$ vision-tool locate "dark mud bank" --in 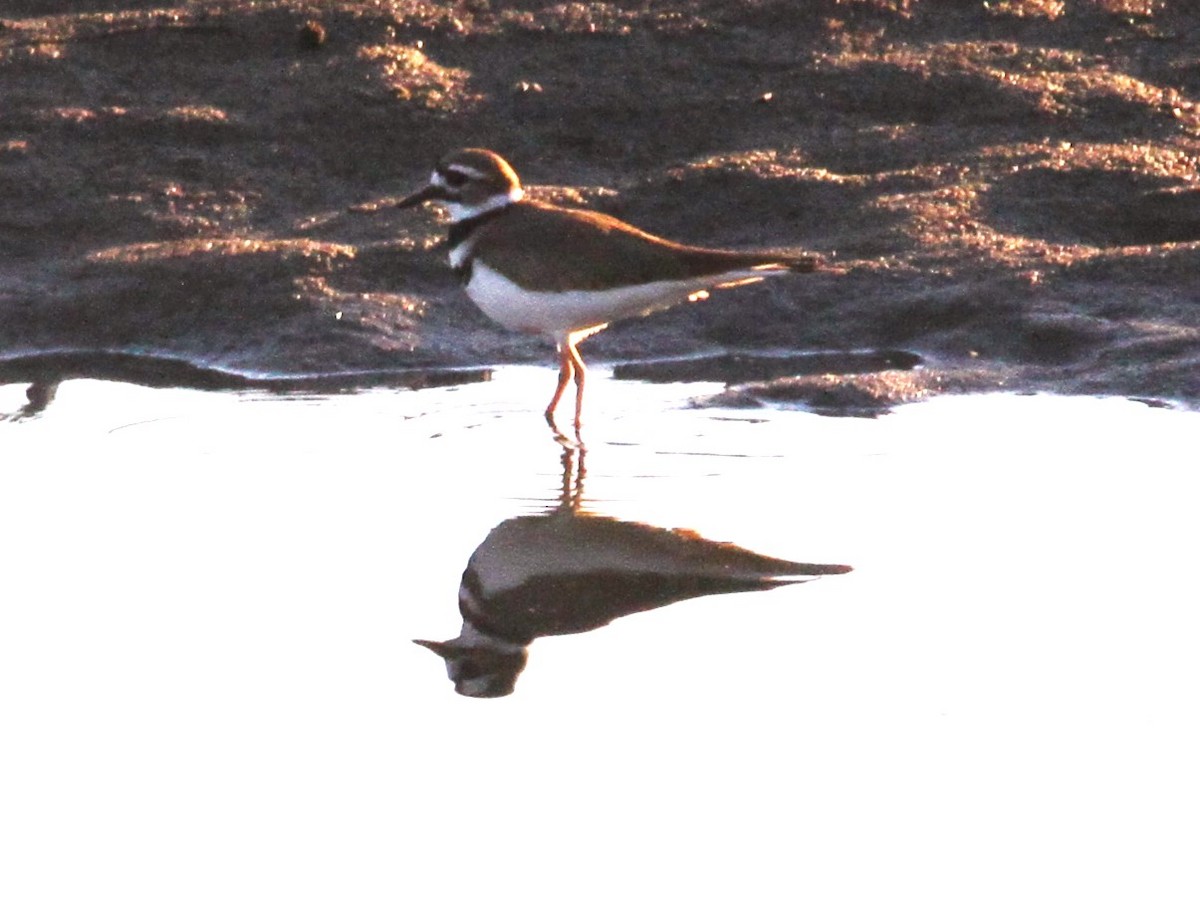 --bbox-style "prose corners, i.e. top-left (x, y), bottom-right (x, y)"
top-left (2, 1), bottom-right (1198, 412)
